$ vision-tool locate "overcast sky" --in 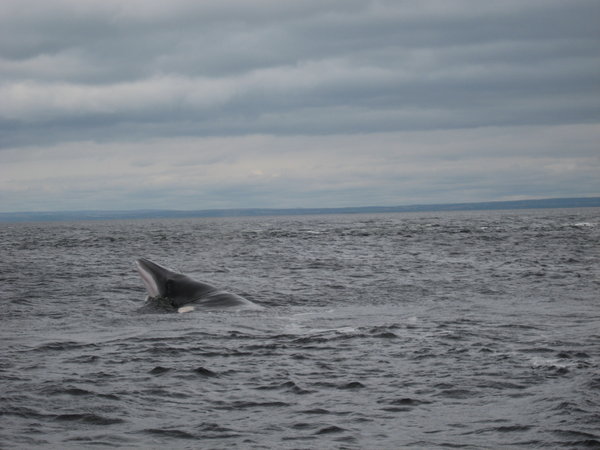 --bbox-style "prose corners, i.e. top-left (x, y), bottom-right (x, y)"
top-left (1, 0), bottom-right (599, 212)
